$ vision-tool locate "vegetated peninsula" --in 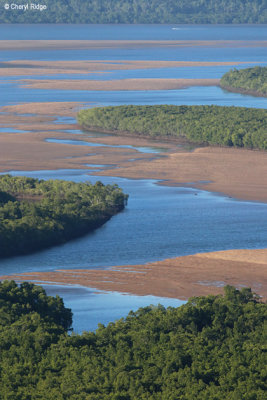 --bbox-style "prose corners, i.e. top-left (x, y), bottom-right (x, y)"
top-left (78, 105), bottom-right (267, 150)
top-left (0, 175), bottom-right (128, 258)
top-left (0, 280), bottom-right (266, 399)
top-left (1, 0), bottom-right (266, 23)
top-left (220, 66), bottom-right (267, 97)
